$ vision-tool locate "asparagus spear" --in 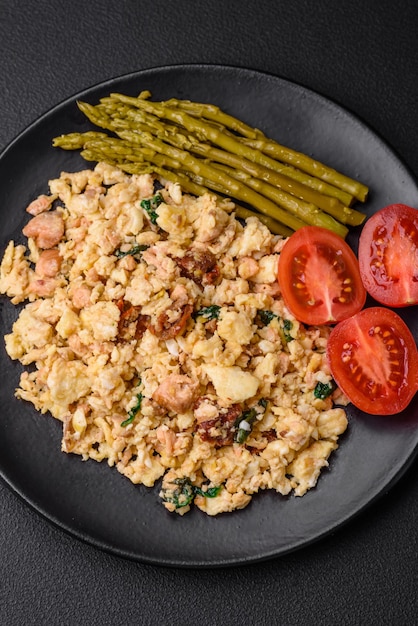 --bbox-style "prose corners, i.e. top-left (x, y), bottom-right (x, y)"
top-left (212, 162), bottom-right (348, 238)
top-left (78, 100), bottom-right (363, 231)
top-left (53, 94), bottom-right (369, 238)
top-left (161, 97), bottom-right (369, 203)
top-left (98, 100), bottom-right (366, 226)
top-left (104, 103), bottom-right (366, 227)
top-left (53, 130), bottom-right (109, 149)
top-left (107, 93), bottom-right (358, 206)
top-left (241, 137), bottom-right (368, 202)
top-left (130, 119), bottom-right (364, 227)
top-left (162, 98), bottom-right (260, 139)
